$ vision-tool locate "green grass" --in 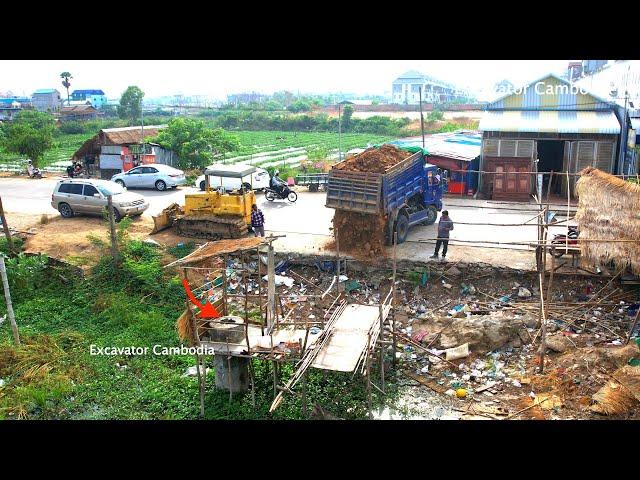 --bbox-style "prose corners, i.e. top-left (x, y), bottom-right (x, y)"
top-left (0, 230), bottom-right (396, 420)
